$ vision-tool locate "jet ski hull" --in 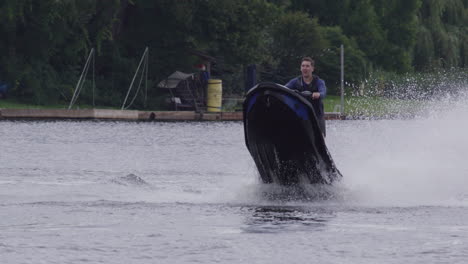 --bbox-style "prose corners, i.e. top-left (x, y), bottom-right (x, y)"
top-left (243, 82), bottom-right (342, 185)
